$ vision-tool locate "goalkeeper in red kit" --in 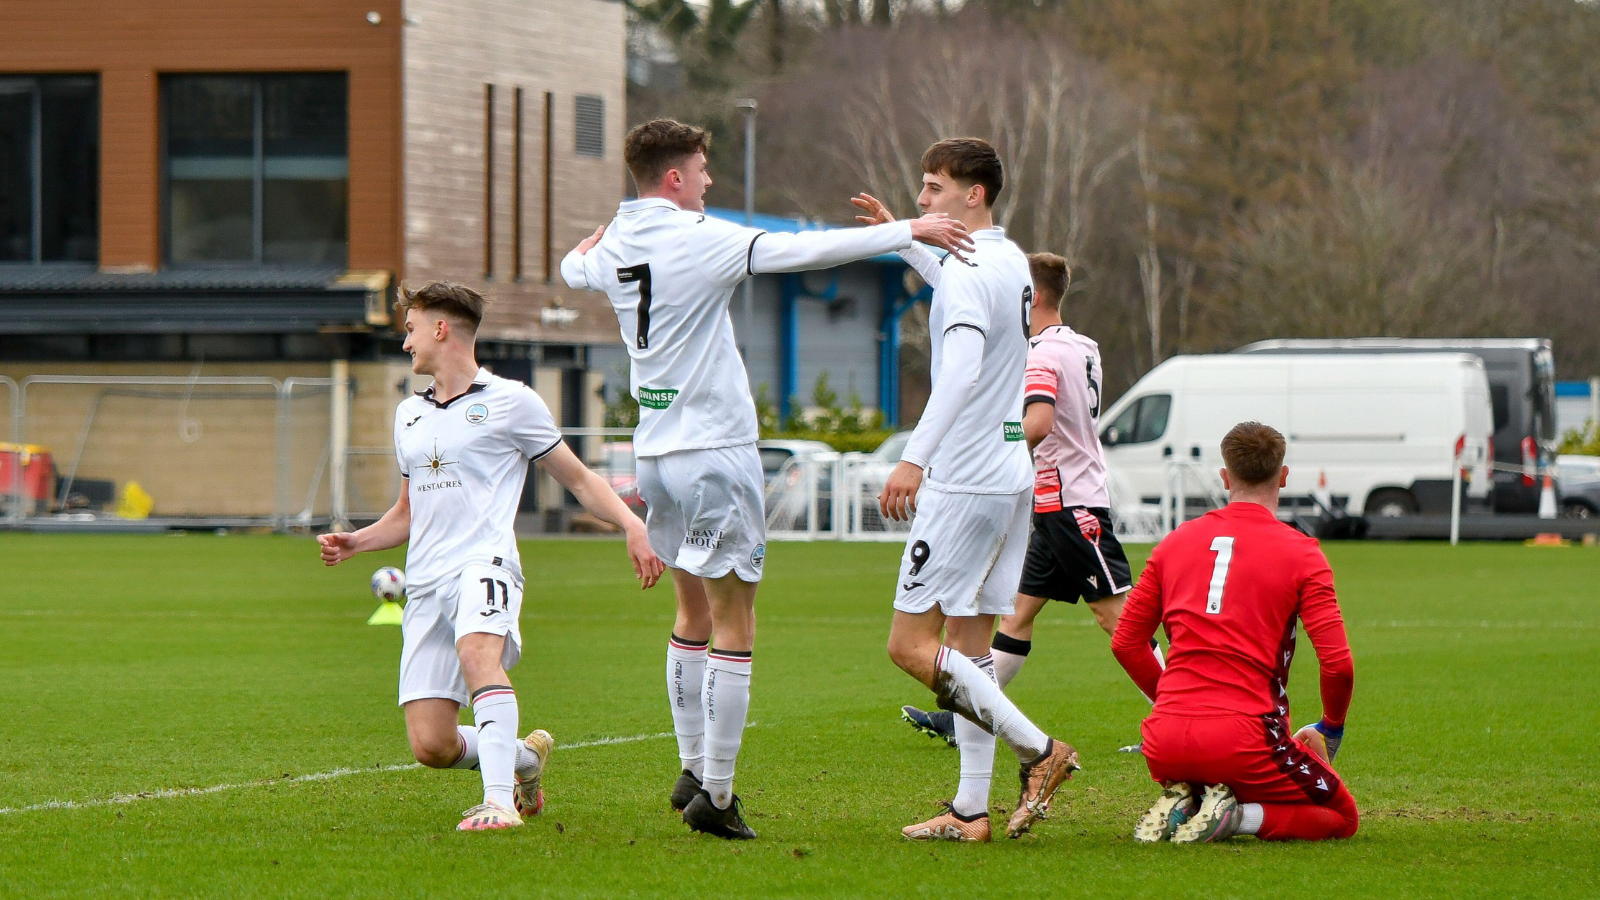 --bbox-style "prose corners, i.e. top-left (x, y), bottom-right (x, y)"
top-left (1111, 421), bottom-right (1357, 843)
